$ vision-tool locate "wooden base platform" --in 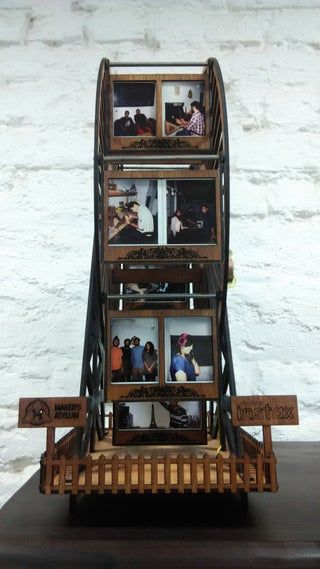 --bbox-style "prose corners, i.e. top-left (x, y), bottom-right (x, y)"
top-left (92, 432), bottom-right (221, 458)
top-left (45, 429), bottom-right (274, 496)
top-left (54, 434), bottom-right (232, 489)
top-left (1, 443), bottom-right (319, 568)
